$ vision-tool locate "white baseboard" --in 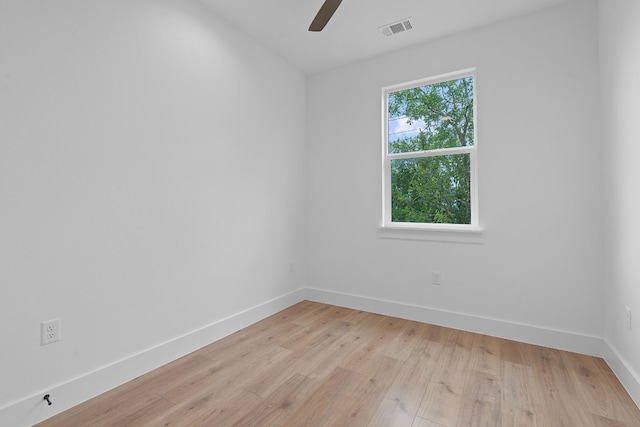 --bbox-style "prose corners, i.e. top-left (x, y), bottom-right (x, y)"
top-left (306, 288), bottom-right (640, 408)
top-left (603, 338), bottom-right (640, 408)
top-left (0, 288), bottom-right (307, 427)
top-left (305, 287), bottom-right (604, 356)
top-left (4, 286), bottom-right (638, 426)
